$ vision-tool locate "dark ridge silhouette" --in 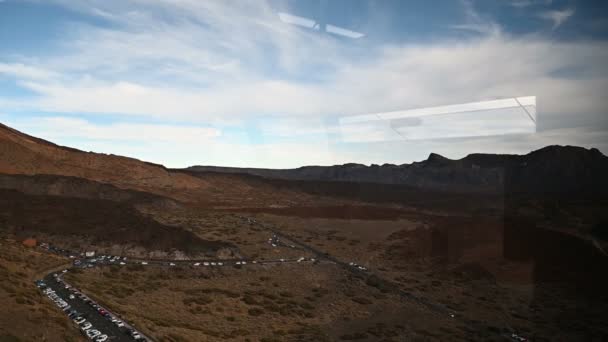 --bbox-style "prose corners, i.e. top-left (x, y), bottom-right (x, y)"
top-left (186, 145), bottom-right (608, 194)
